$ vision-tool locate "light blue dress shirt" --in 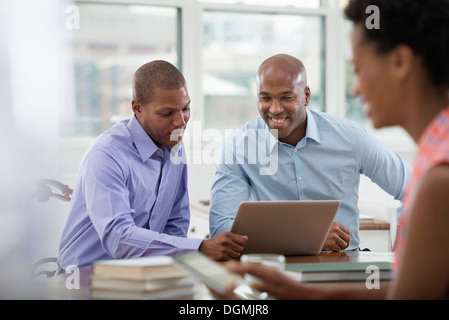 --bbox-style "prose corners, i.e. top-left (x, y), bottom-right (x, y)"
top-left (58, 115), bottom-right (203, 269)
top-left (209, 109), bottom-right (411, 250)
